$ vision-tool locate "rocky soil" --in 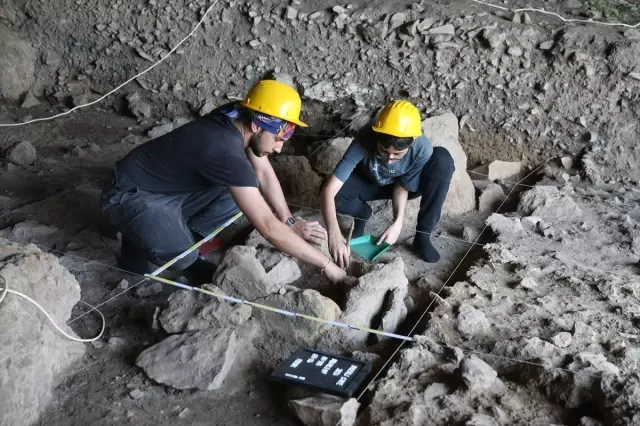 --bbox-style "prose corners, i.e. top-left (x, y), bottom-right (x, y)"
top-left (1, 0), bottom-right (640, 425)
